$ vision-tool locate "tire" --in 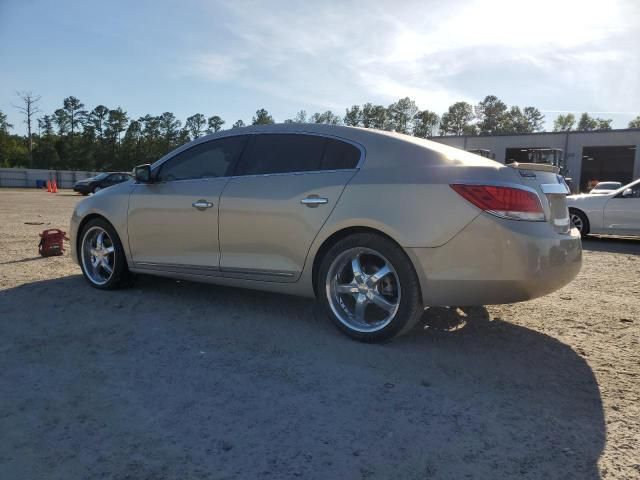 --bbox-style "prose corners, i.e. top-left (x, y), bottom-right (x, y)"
top-left (317, 233), bottom-right (423, 342)
top-left (78, 218), bottom-right (131, 290)
top-left (569, 208), bottom-right (590, 237)
top-left (92, 185), bottom-right (102, 194)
